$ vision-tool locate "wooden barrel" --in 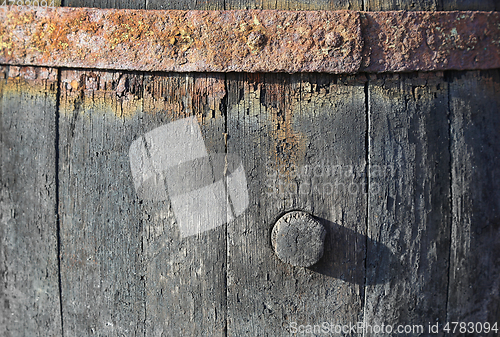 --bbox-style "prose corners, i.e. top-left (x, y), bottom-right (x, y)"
top-left (0, 0), bottom-right (499, 336)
